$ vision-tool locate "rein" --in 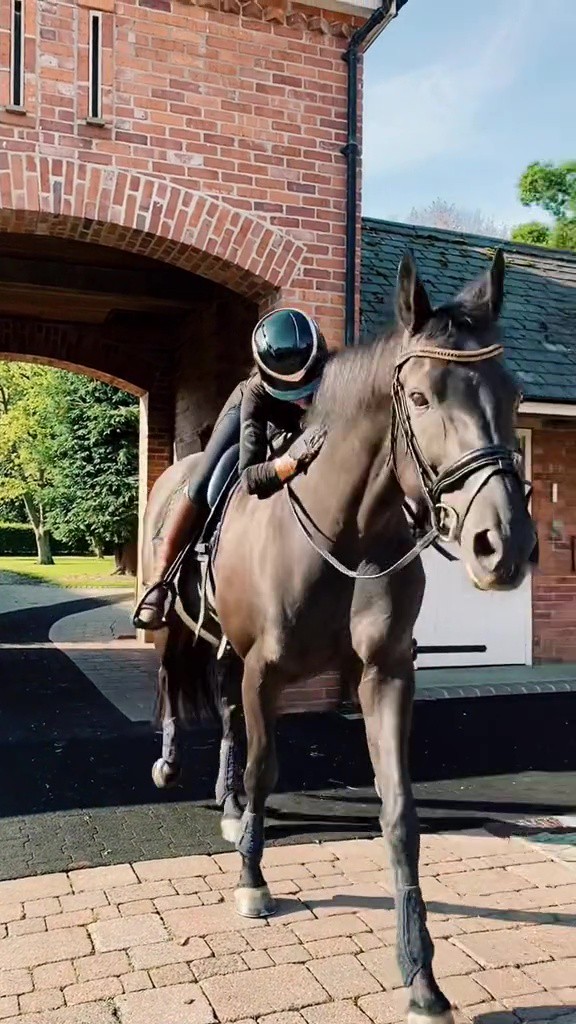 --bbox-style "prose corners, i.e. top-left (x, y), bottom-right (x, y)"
top-left (286, 341), bottom-right (525, 581)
